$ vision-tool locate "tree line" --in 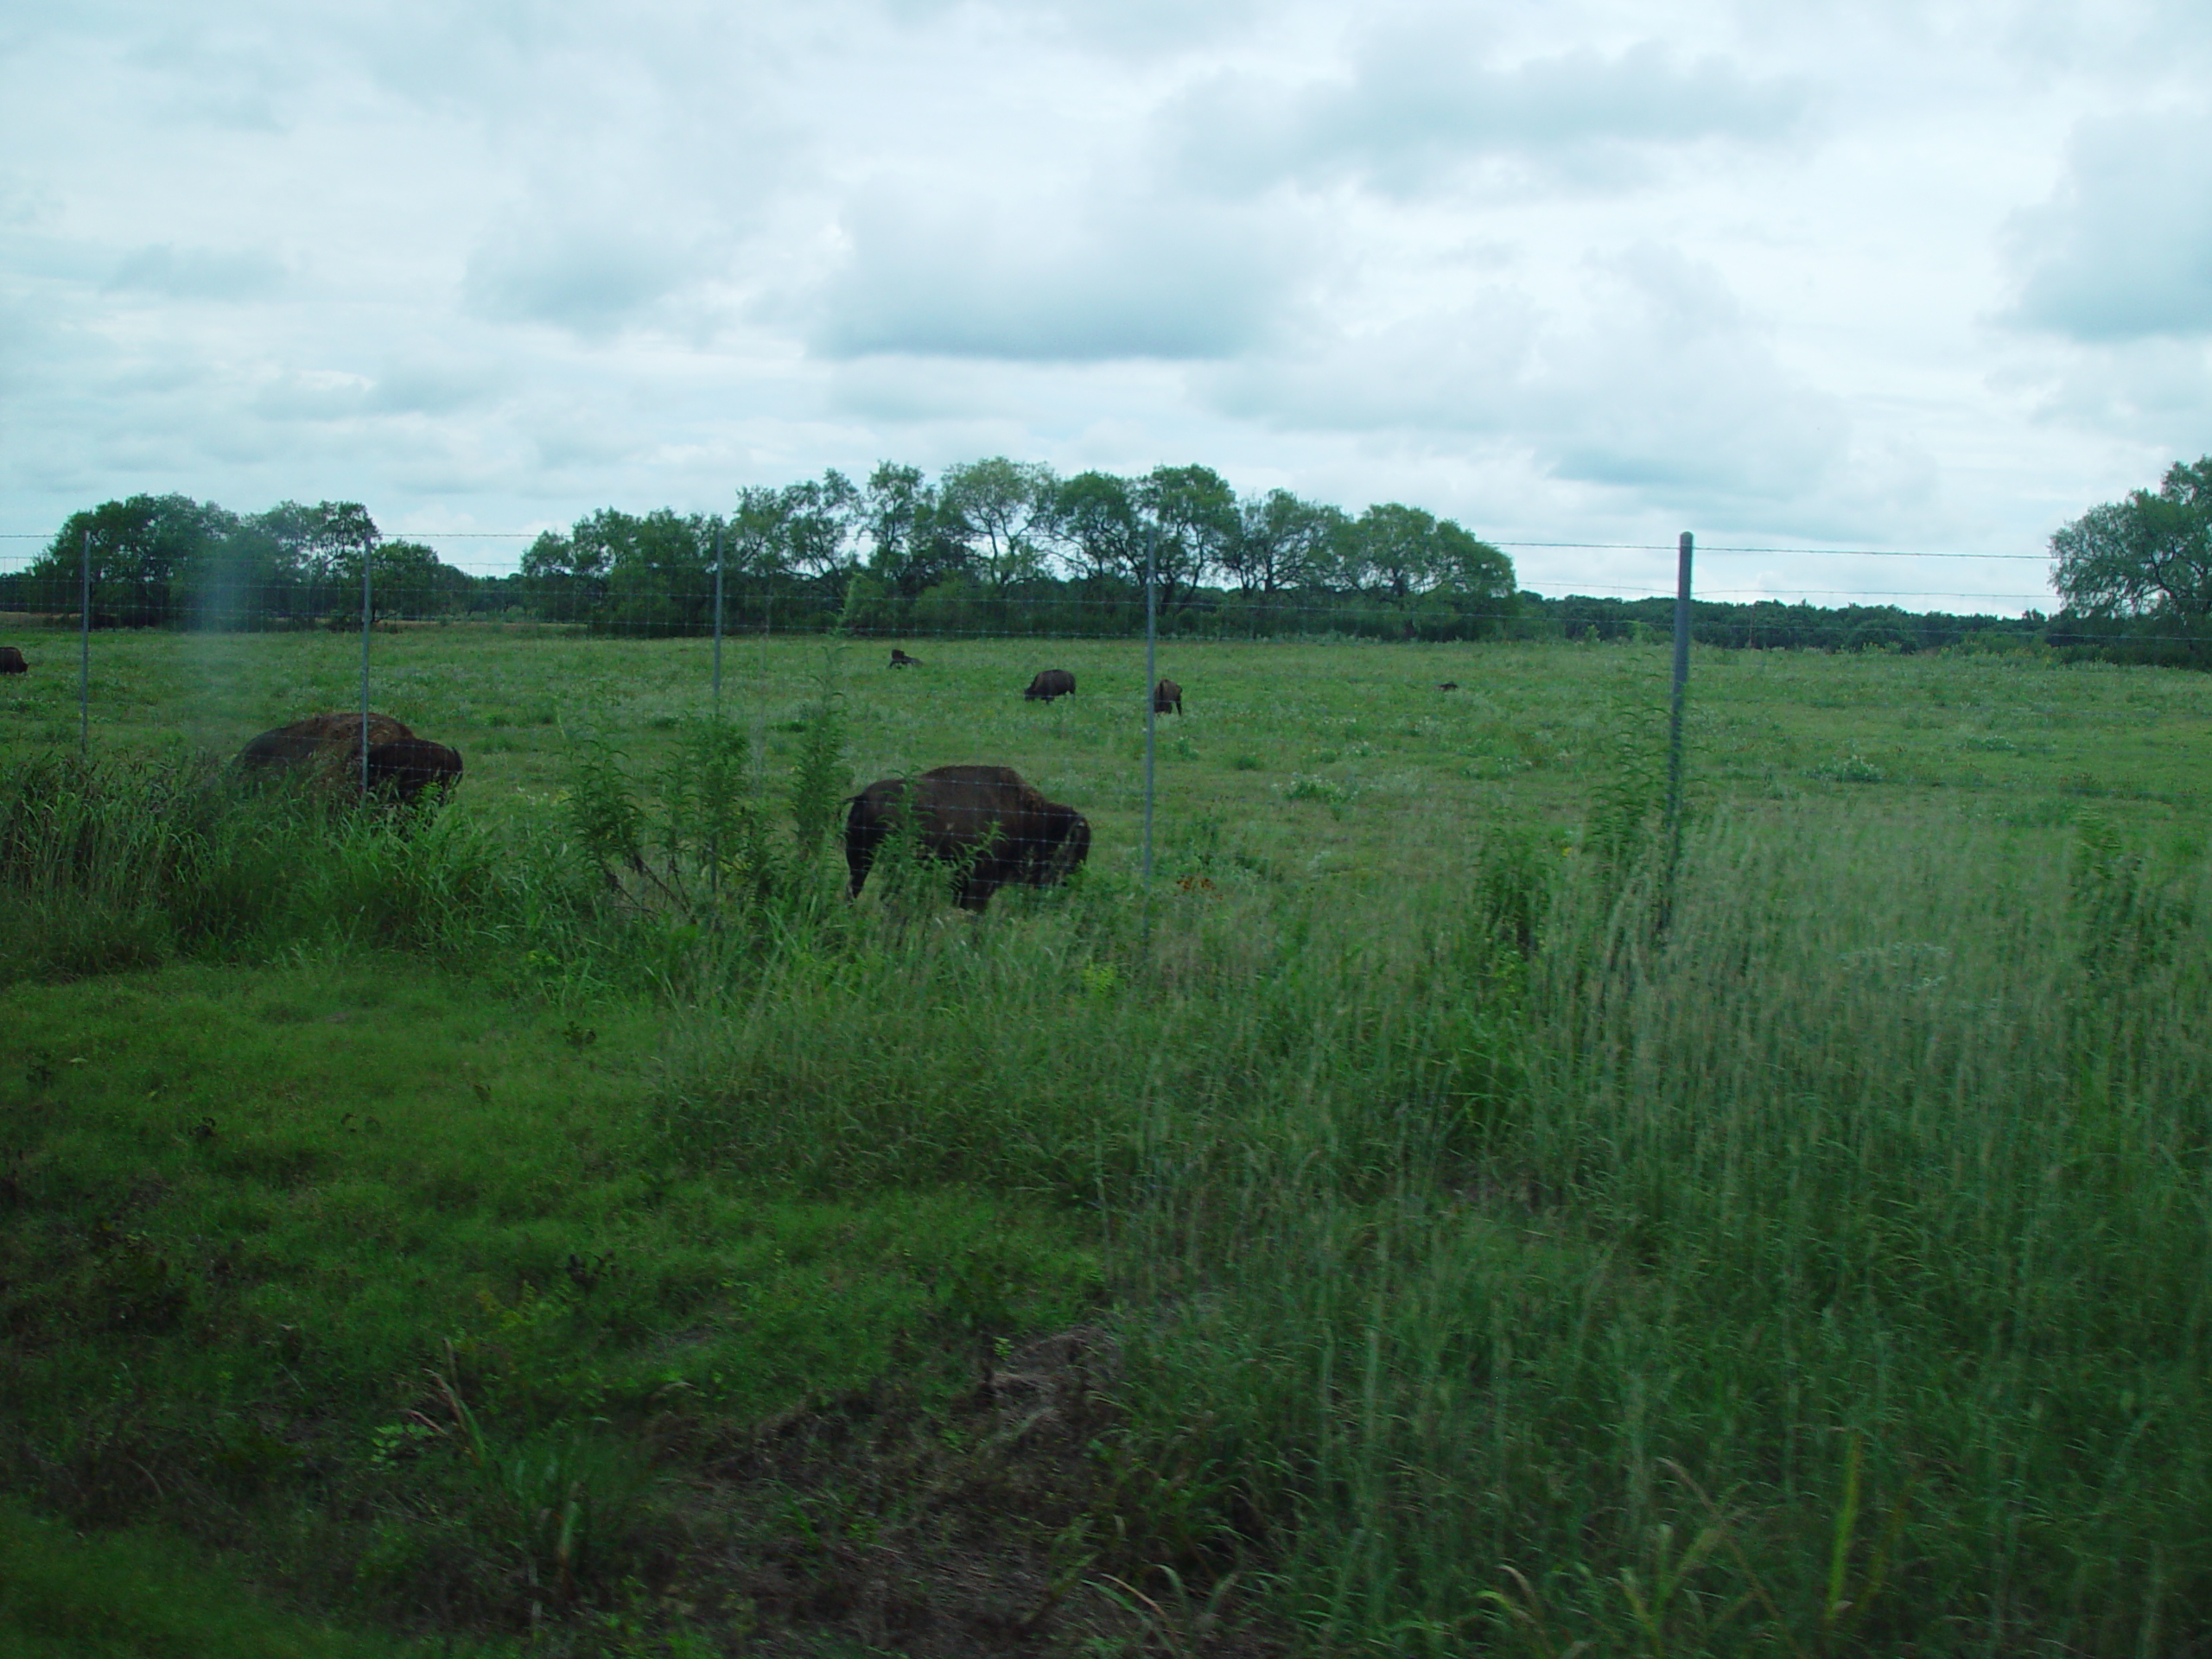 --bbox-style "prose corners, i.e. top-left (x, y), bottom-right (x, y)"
top-left (0, 461), bottom-right (1518, 640)
top-left (6, 454), bottom-right (2209, 662)
top-left (519, 460), bottom-right (1521, 639)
